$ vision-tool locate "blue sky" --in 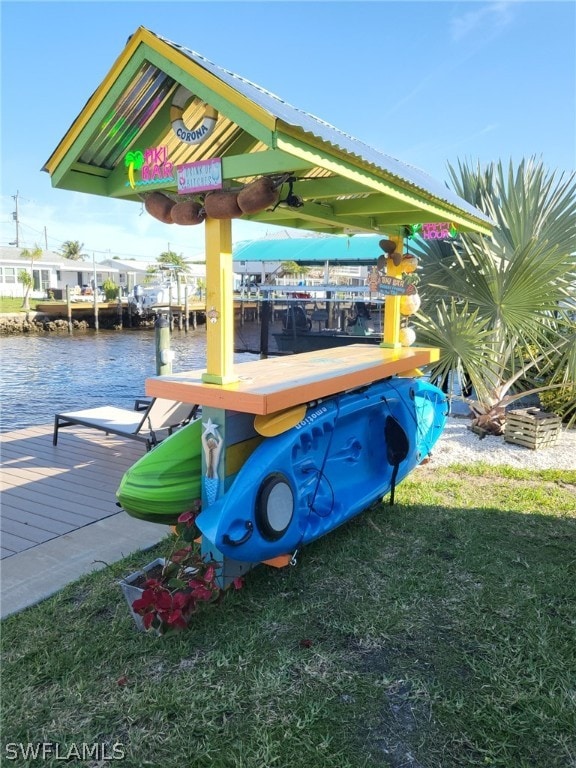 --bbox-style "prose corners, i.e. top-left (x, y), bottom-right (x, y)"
top-left (1, 0), bottom-right (574, 261)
